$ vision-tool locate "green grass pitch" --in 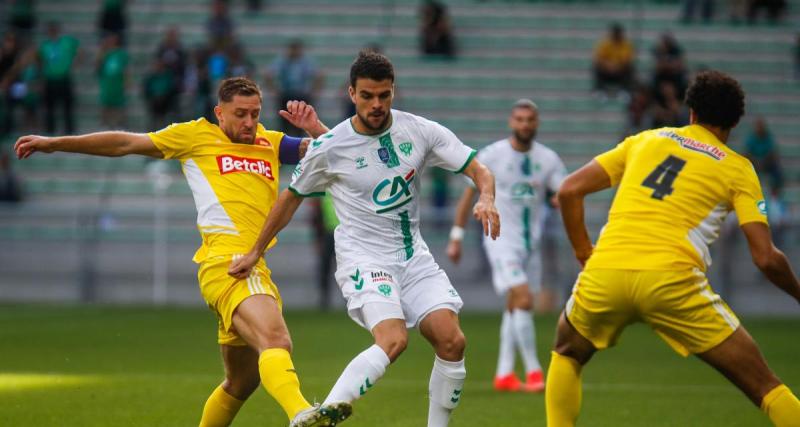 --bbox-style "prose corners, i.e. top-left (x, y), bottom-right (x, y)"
top-left (1, 305), bottom-right (797, 426)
